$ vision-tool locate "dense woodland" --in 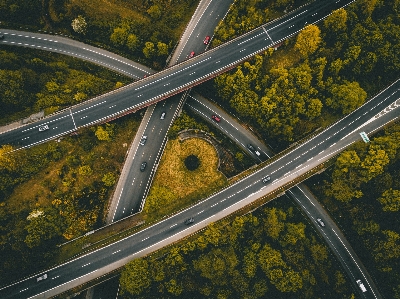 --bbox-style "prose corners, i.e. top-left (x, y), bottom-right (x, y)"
top-left (311, 121), bottom-right (400, 298)
top-left (119, 199), bottom-right (354, 299)
top-left (213, 0), bottom-right (400, 146)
